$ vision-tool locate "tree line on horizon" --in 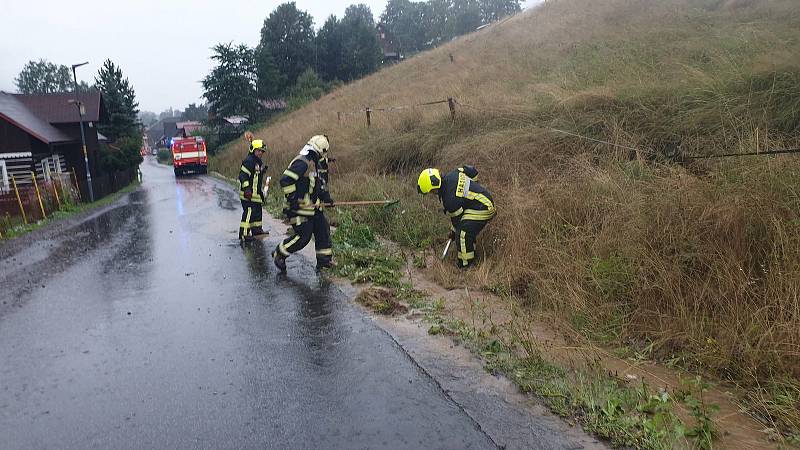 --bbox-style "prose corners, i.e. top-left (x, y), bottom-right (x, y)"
top-left (203, 0), bottom-right (521, 124)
